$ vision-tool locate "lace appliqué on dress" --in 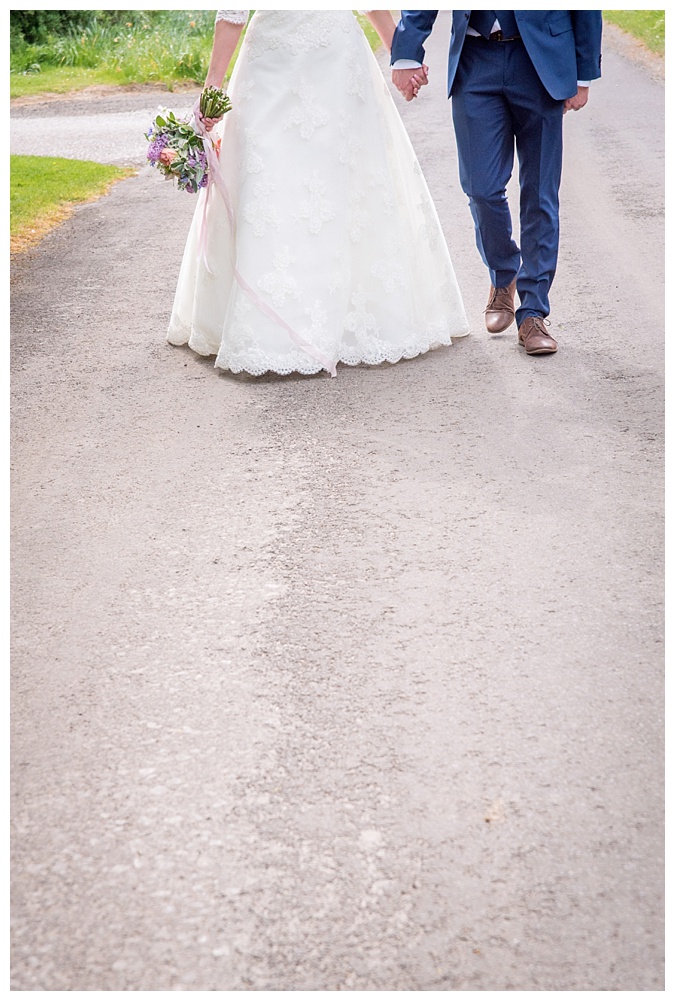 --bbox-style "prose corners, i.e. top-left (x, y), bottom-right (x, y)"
top-left (240, 126), bottom-right (264, 175)
top-left (245, 11), bottom-right (349, 59)
top-left (371, 257), bottom-right (405, 296)
top-left (283, 79), bottom-right (329, 140)
top-left (417, 194), bottom-right (441, 251)
top-left (242, 176), bottom-right (280, 237)
top-left (298, 173), bottom-right (336, 235)
top-left (257, 247), bottom-right (300, 308)
top-left (345, 287), bottom-right (380, 342)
